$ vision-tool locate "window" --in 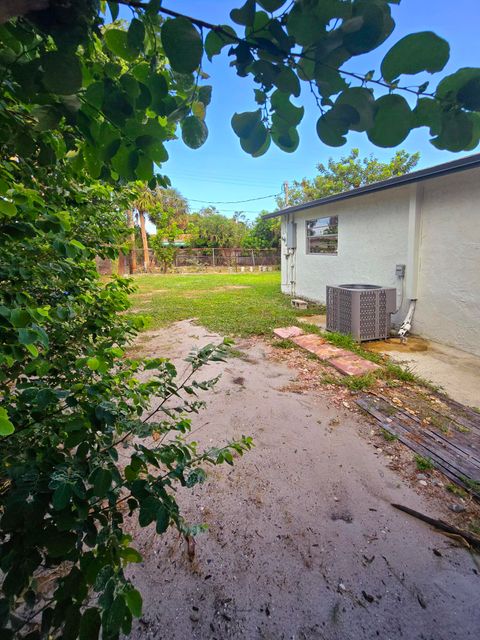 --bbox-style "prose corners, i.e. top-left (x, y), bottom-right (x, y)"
top-left (306, 216), bottom-right (338, 254)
